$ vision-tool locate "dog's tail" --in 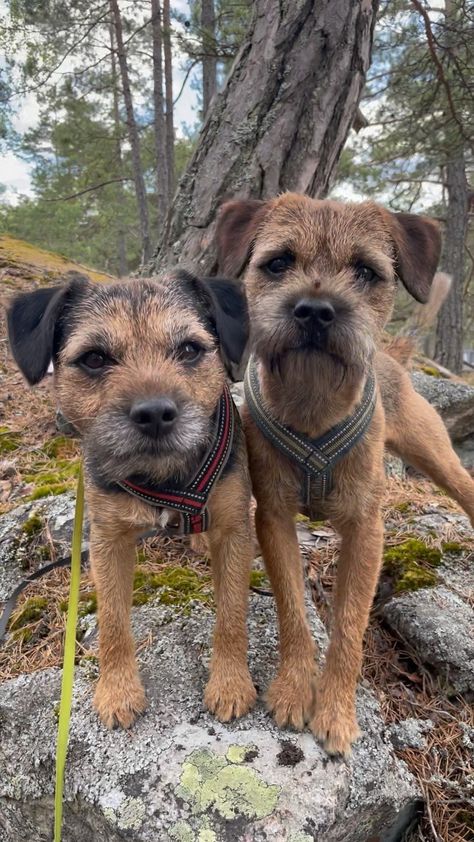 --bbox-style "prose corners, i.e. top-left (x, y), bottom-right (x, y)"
top-left (385, 272), bottom-right (452, 366)
top-left (407, 271), bottom-right (452, 336)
